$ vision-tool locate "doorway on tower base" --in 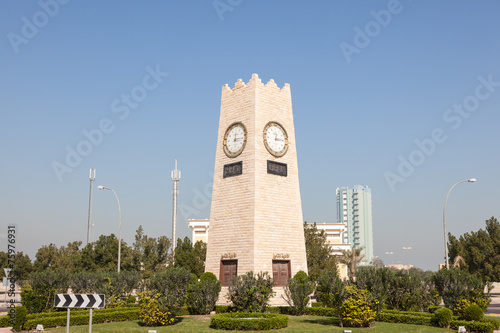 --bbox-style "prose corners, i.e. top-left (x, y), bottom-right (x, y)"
top-left (272, 260), bottom-right (291, 286)
top-left (220, 260), bottom-right (237, 286)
